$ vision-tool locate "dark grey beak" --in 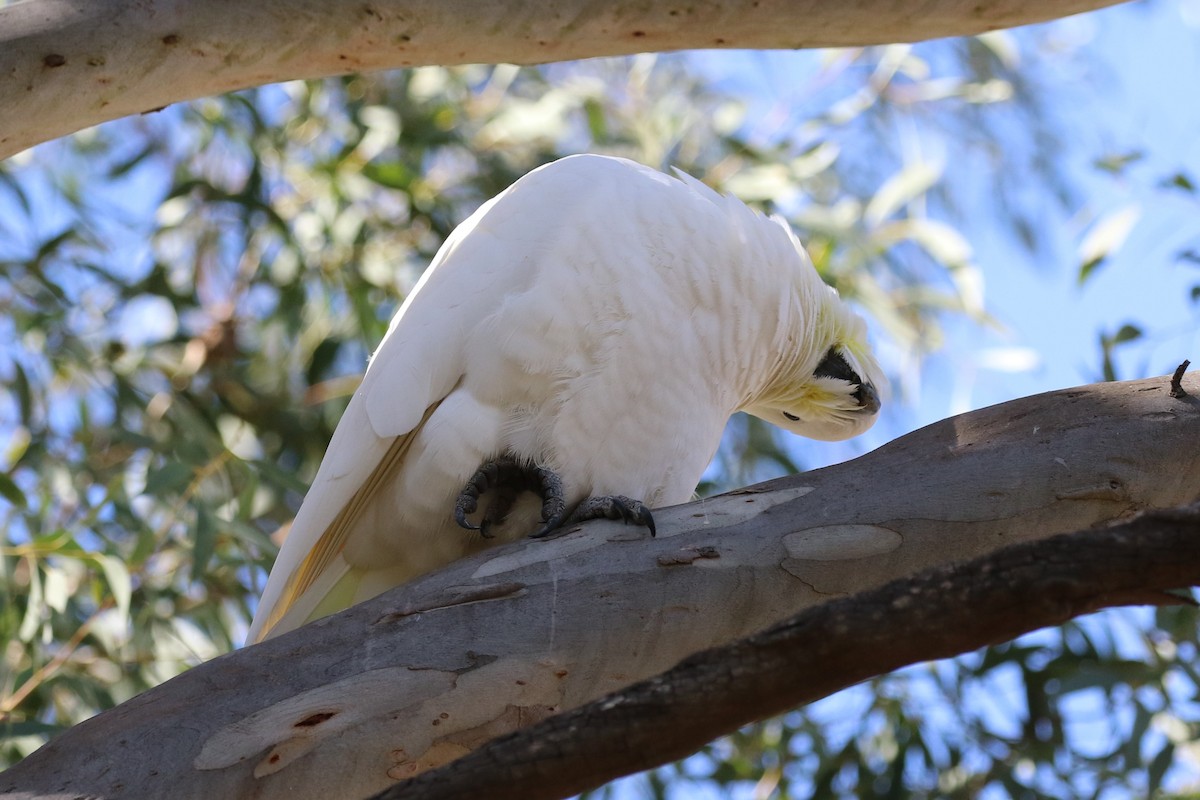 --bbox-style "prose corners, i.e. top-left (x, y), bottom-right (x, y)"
top-left (814, 347), bottom-right (880, 414)
top-left (854, 382), bottom-right (881, 414)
